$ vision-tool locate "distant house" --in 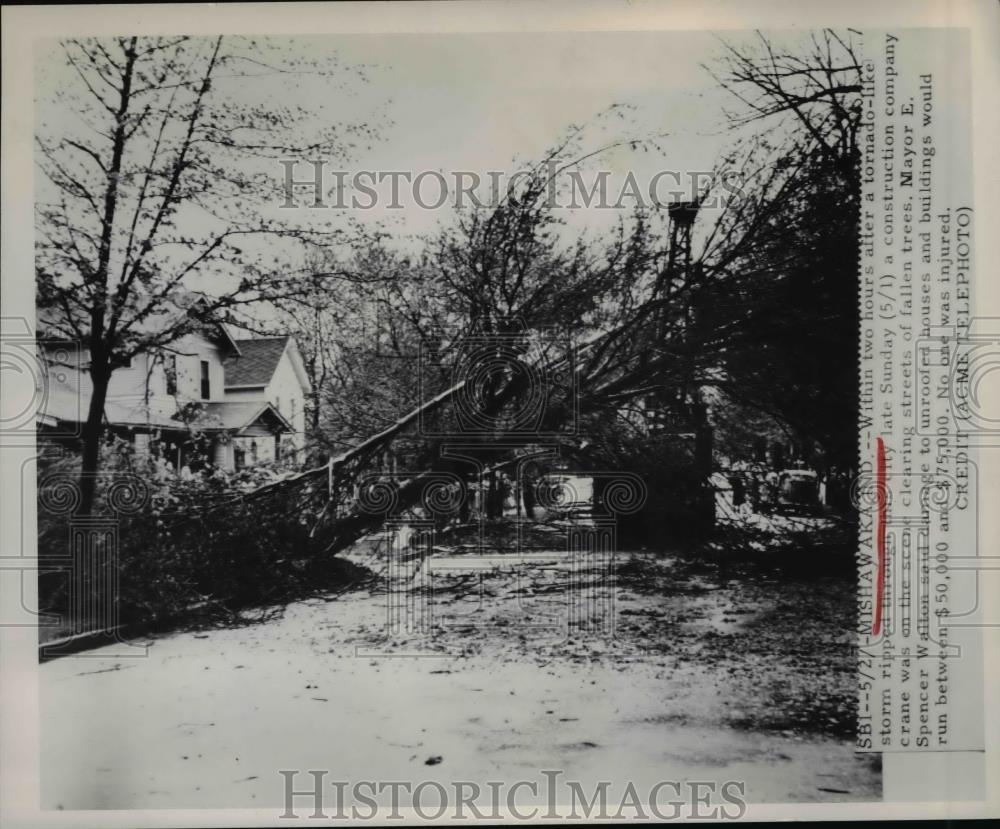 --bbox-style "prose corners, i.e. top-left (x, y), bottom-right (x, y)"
top-left (37, 313), bottom-right (311, 472)
top-left (222, 337), bottom-right (311, 467)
